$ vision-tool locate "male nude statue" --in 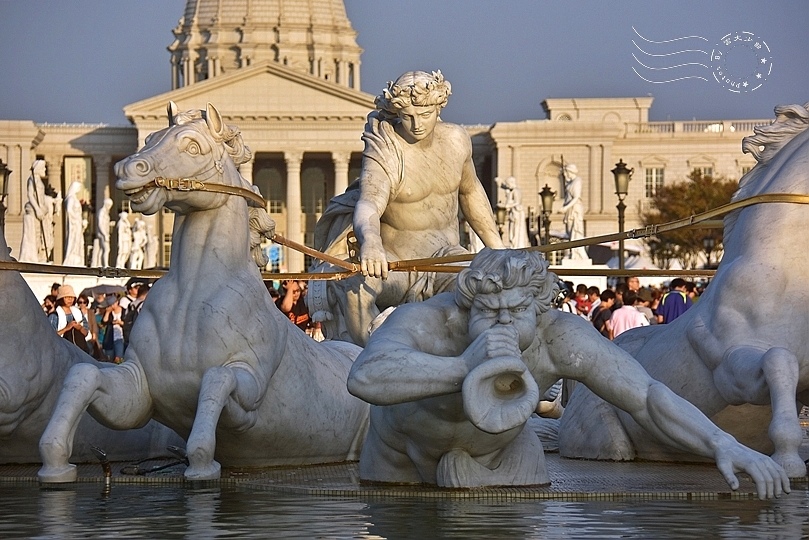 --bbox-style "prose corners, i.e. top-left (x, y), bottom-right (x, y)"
top-left (309, 70), bottom-right (503, 345)
top-left (347, 248), bottom-right (789, 498)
